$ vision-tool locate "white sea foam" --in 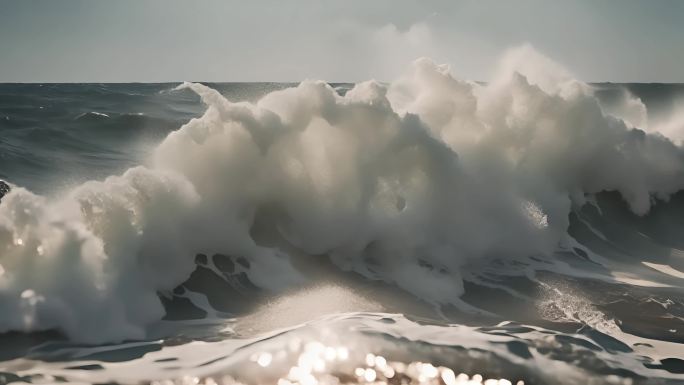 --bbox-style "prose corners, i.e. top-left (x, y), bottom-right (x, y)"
top-left (0, 46), bottom-right (683, 342)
